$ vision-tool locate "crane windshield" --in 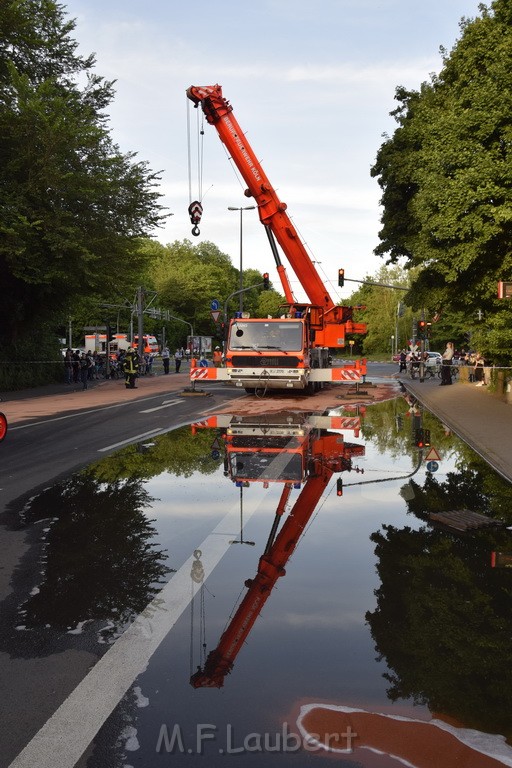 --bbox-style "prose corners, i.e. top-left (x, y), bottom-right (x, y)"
top-left (228, 321), bottom-right (303, 351)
